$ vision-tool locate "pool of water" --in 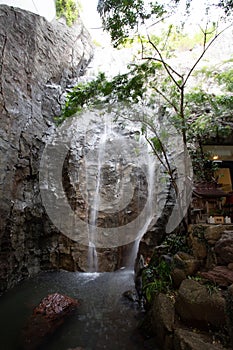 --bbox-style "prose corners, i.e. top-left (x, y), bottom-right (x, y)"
top-left (0, 269), bottom-right (159, 350)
